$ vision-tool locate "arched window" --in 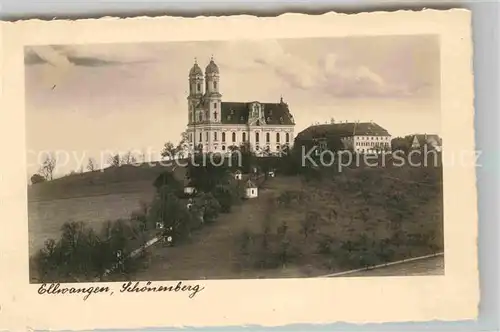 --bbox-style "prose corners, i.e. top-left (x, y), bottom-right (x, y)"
top-left (199, 133), bottom-right (202, 142)
top-left (214, 81), bottom-right (217, 90)
top-left (206, 132), bottom-right (209, 141)
top-left (214, 132), bottom-right (218, 141)
top-left (255, 132), bottom-right (260, 143)
top-left (232, 132), bottom-right (236, 142)
top-left (285, 133), bottom-right (290, 143)
top-left (199, 113), bottom-right (202, 122)
top-left (276, 133), bottom-right (280, 143)
top-left (197, 83), bottom-right (201, 92)
top-left (266, 132), bottom-right (270, 143)
top-left (242, 132), bottom-right (247, 142)
top-left (222, 132), bottom-right (226, 142)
